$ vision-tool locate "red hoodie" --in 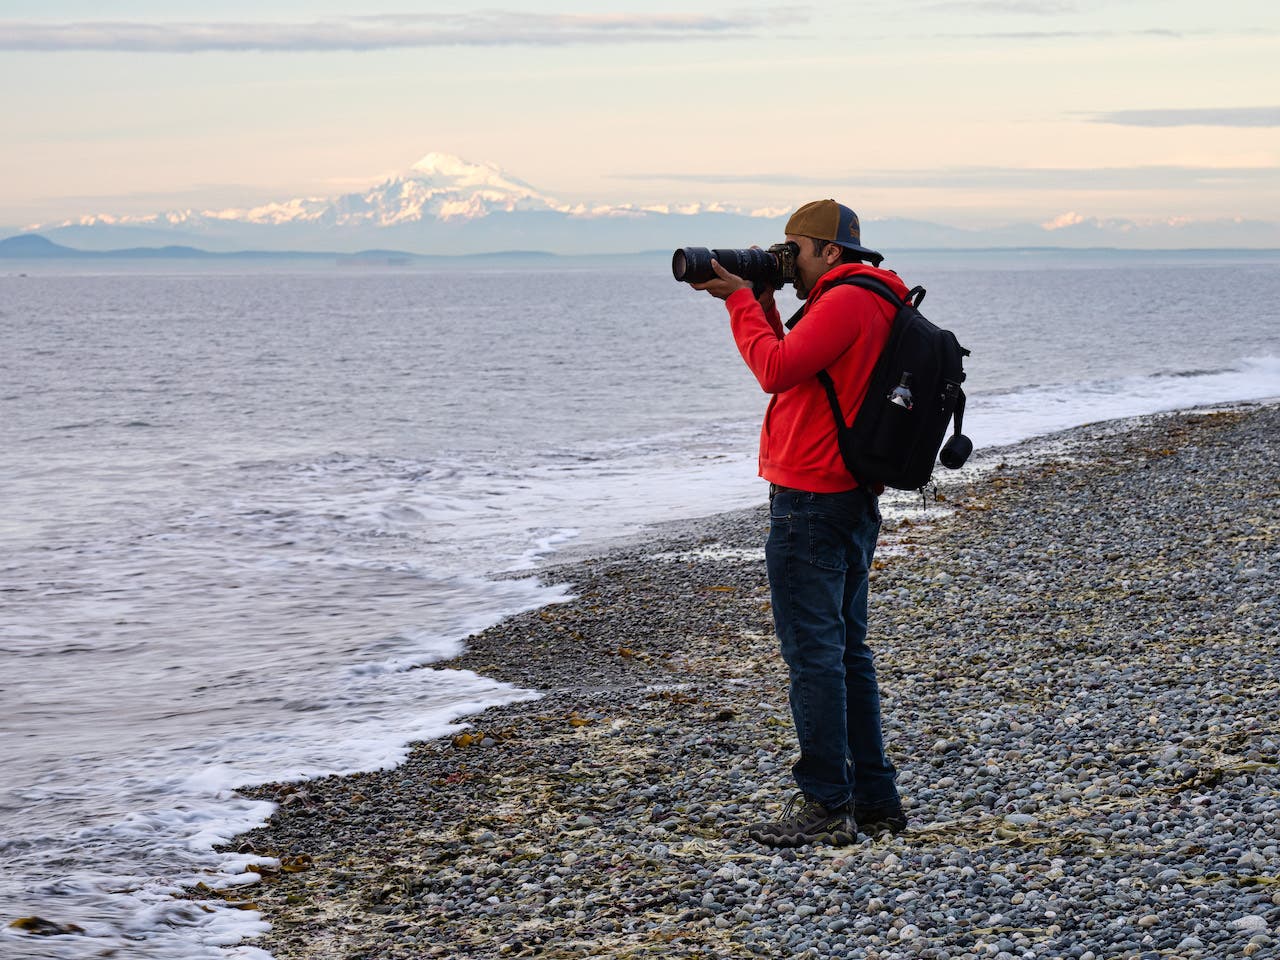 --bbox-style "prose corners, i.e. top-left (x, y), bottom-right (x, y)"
top-left (727, 262), bottom-right (909, 493)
